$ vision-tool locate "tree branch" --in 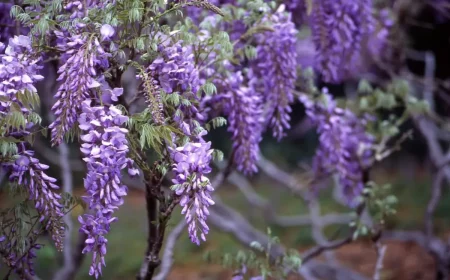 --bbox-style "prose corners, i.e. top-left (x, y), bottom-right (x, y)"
top-left (409, 49), bottom-right (450, 278)
top-left (132, 158), bottom-right (234, 279)
top-left (51, 141), bottom-right (76, 280)
top-left (256, 153), bottom-right (308, 199)
top-left (32, 139), bottom-right (84, 172)
top-left (136, 165), bottom-right (162, 280)
top-left (152, 220), bottom-right (187, 280)
top-left (425, 169), bottom-right (445, 245)
top-left (208, 199), bottom-right (368, 280)
top-left (372, 241), bottom-right (386, 280)
top-left (227, 171), bottom-right (351, 234)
